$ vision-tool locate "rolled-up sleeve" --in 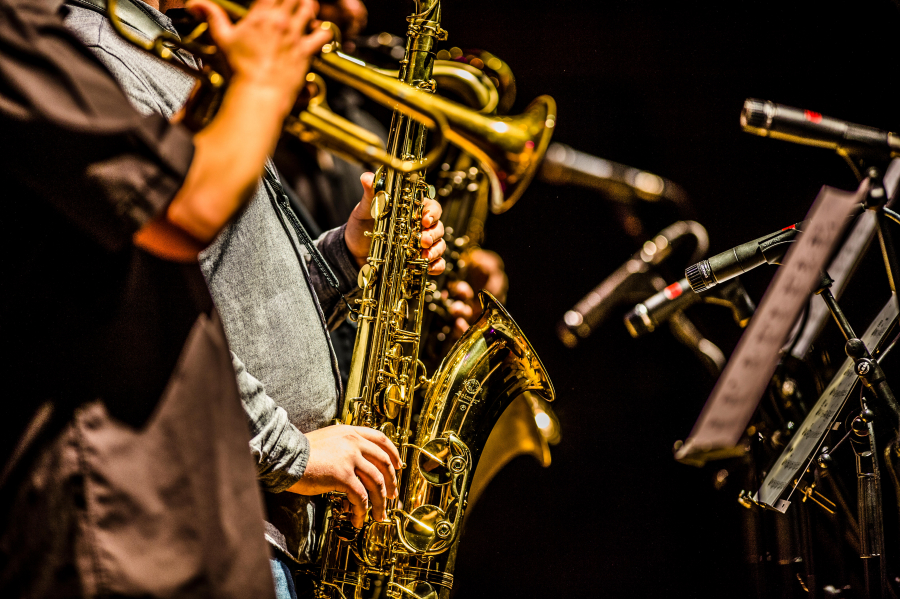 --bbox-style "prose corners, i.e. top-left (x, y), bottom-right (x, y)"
top-left (232, 353), bottom-right (310, 492)
top-left (0, 0), bottom-right (193, 251)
